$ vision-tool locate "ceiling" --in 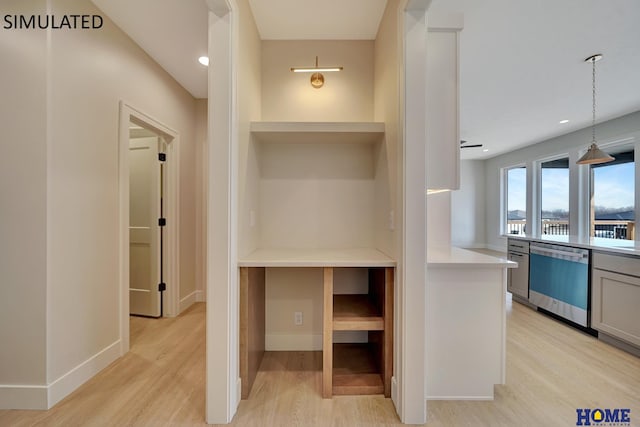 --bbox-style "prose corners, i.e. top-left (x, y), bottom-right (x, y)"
top-left (92, 0), bottom-right (640, 160)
